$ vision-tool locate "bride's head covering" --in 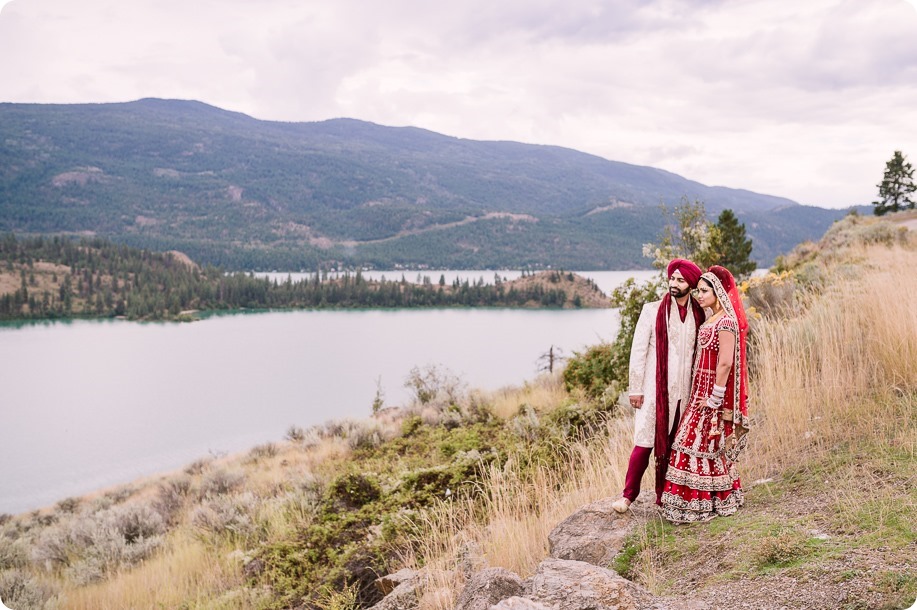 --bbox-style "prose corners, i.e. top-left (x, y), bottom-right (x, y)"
top-left (700, 265), bottom-right (749, 429)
